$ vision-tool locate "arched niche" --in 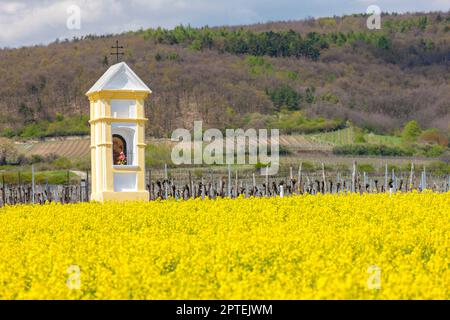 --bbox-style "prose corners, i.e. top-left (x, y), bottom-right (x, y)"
top-left (111, 124), bottom-right (136, 166)
top-left (112, 134), bottom-right (127, 165)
